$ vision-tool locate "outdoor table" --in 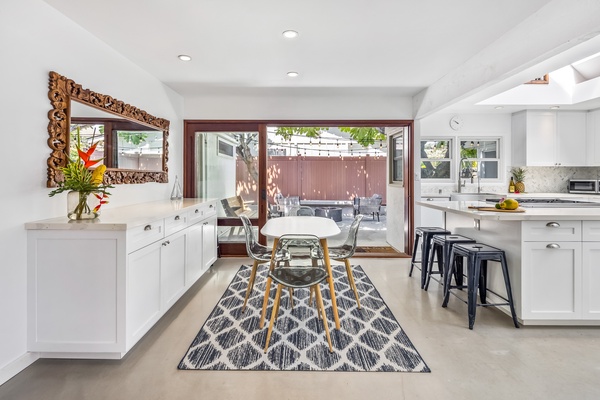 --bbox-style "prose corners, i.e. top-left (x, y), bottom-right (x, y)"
top-left (260, 216), bottom-right (342, 330)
